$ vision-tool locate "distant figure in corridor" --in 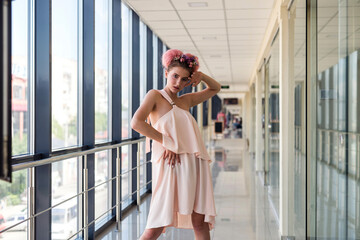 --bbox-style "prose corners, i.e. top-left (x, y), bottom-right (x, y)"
top-left (131, 49), bottom-right (220, 240)
top-left (216, 109), bottom-right (226, 130)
